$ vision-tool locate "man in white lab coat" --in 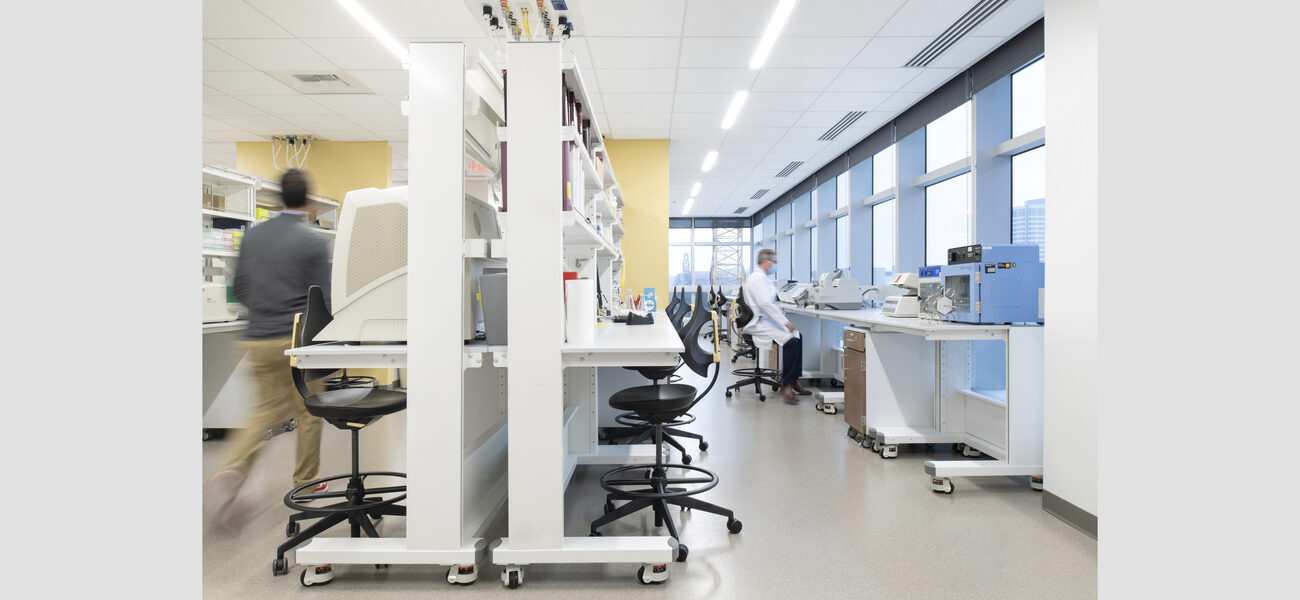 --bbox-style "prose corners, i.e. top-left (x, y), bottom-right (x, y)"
top-left (742, 248), bottom-right (810, 402)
